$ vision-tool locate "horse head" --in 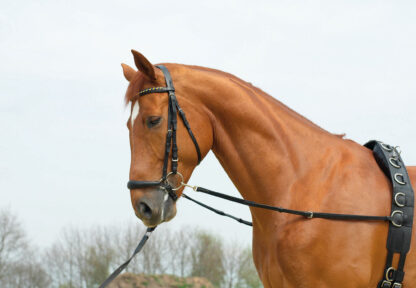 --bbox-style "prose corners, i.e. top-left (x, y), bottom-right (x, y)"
top-left (121, 50), bottom-right (212, 227)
